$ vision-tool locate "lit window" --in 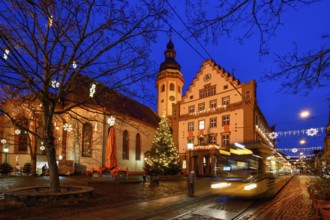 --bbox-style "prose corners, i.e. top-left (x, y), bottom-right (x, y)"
top-left (199, 120), bottom-right (205, 130)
